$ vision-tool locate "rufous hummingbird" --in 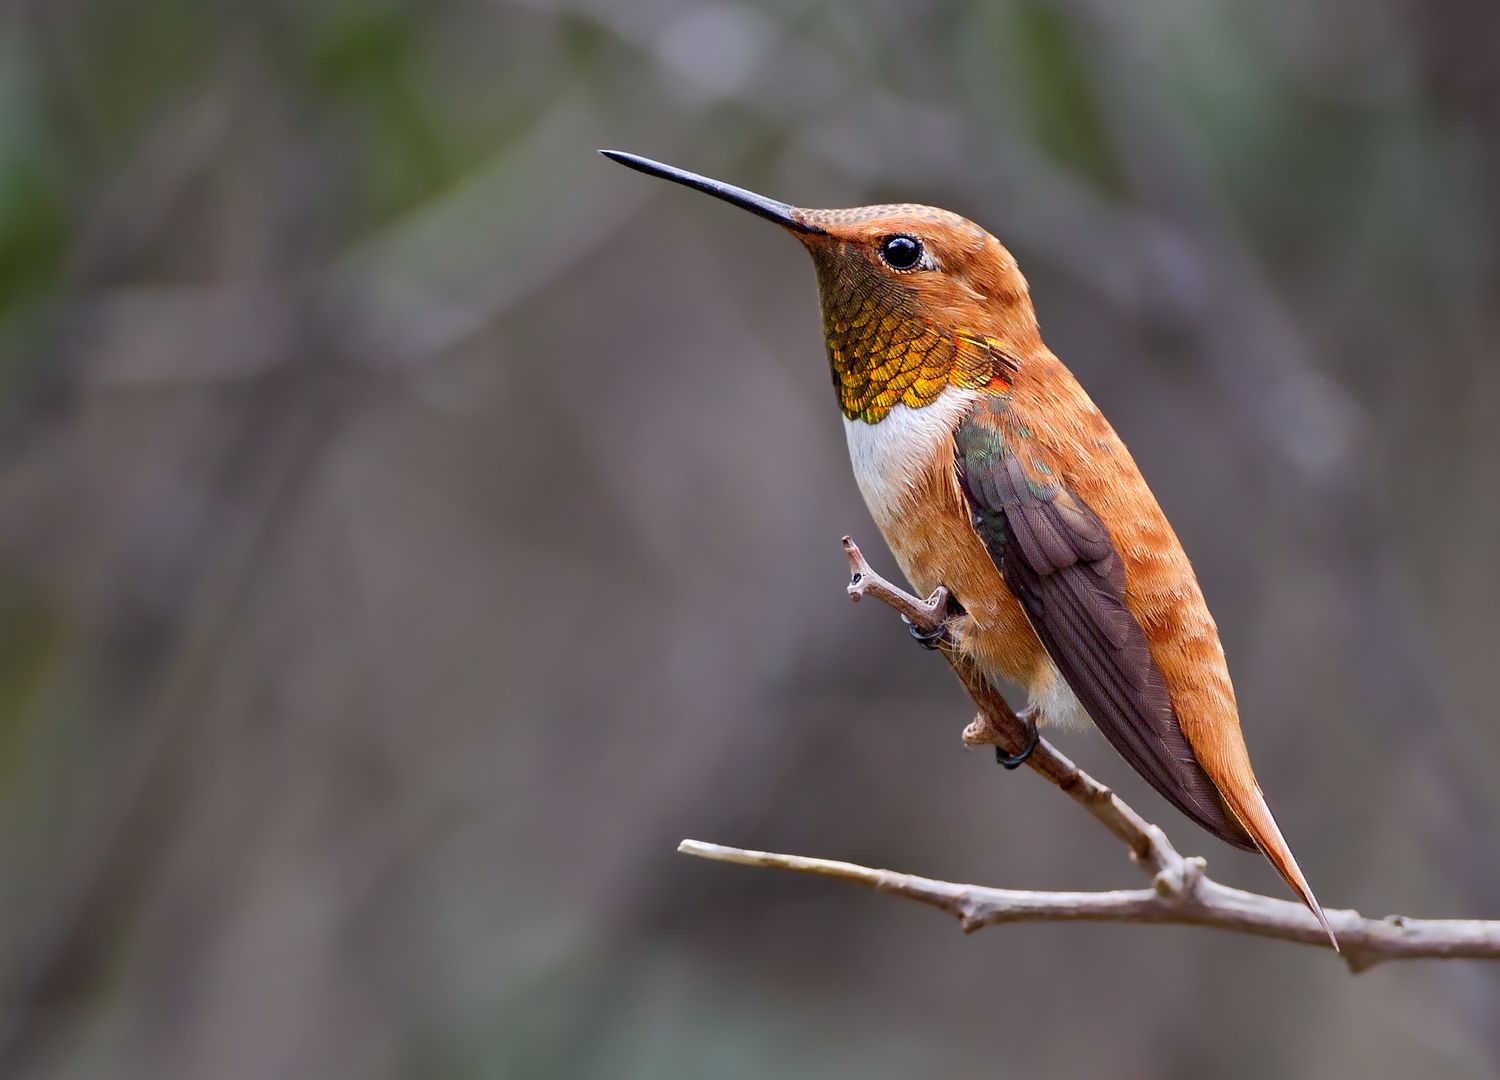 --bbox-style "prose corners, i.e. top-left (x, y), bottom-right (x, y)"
top-left (602, 149), bottom-right (1332, 941)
